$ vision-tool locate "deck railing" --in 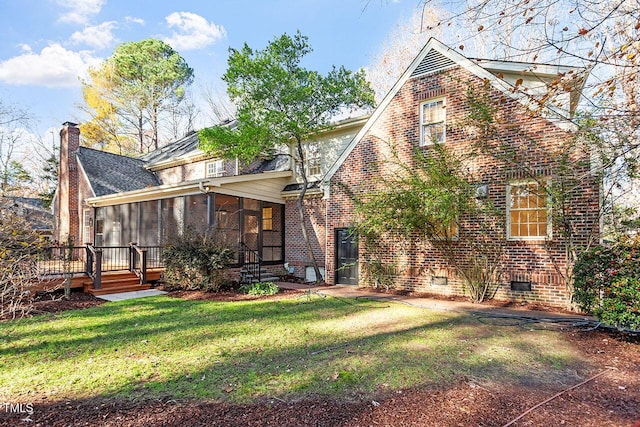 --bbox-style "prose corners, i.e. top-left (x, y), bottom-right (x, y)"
top-left (38, 244), bottom-right (165, 289)
top-left (240, 242), bottom-right (262, 284)
top-left (37, 246), bottom-right (87, 276)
